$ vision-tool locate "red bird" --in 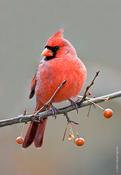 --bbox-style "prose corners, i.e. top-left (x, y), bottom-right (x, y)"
top-left (22, 29), bottom-right (87, 148)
